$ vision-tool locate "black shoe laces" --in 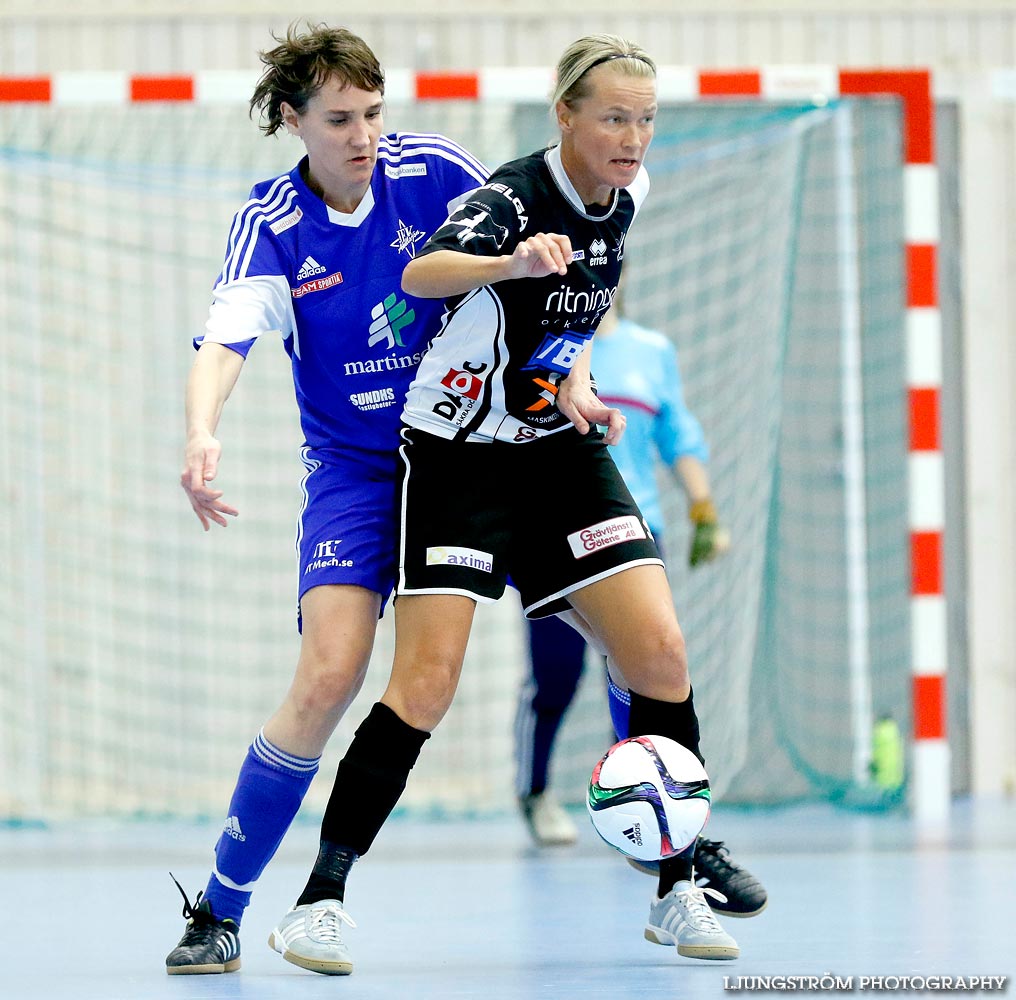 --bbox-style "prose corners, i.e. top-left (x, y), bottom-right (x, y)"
top-left (169, 873), bottom-right (216, 926)
top-left (696, 838), bottom-right (741, 876)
